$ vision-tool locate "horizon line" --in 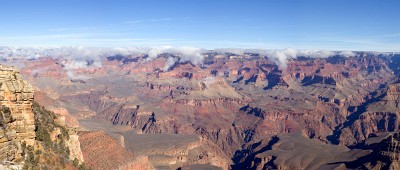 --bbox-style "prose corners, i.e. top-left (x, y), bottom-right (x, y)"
top-left (1, 46), bottom-right (399, 53)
